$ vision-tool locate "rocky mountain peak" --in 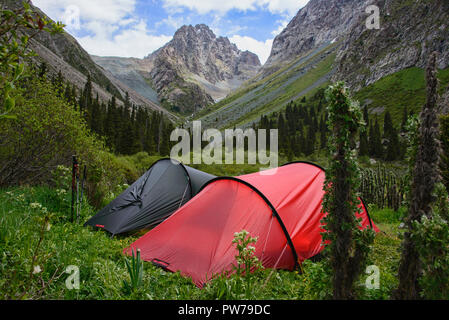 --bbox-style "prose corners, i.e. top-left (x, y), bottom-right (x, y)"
top-left (264, 0), bottom-right (371, 71)
top-left (173, 24), bottom-right (216, 42)
top-left (139, 24), bottom-right (261, 113)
